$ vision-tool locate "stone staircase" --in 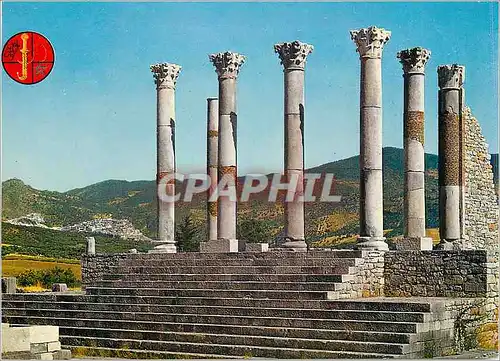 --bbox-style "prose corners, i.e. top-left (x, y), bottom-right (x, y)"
top-left (2, 251), bottom-right (454, 359)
